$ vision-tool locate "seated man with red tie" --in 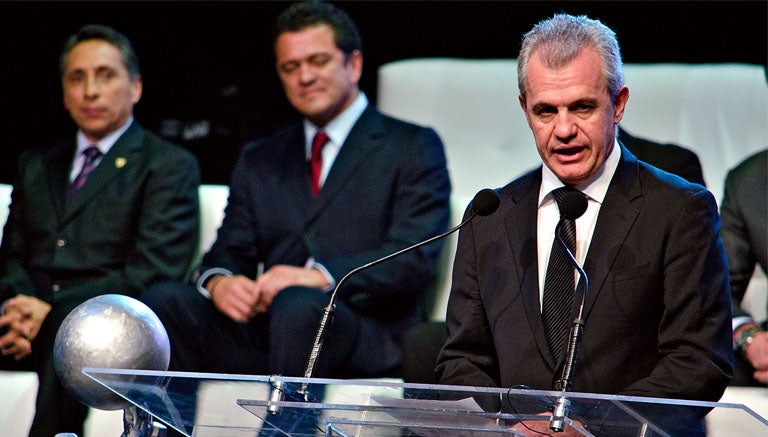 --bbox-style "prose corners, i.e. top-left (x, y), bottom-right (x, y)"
top-left (141, 1), bottom-right (451, 382)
